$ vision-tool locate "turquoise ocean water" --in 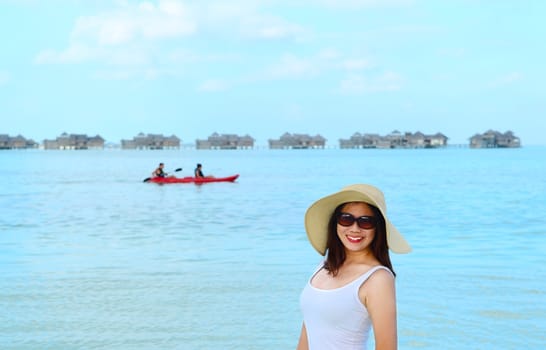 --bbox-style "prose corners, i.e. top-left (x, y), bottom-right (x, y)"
top-left (1, 147), bottom-right (545, 349)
